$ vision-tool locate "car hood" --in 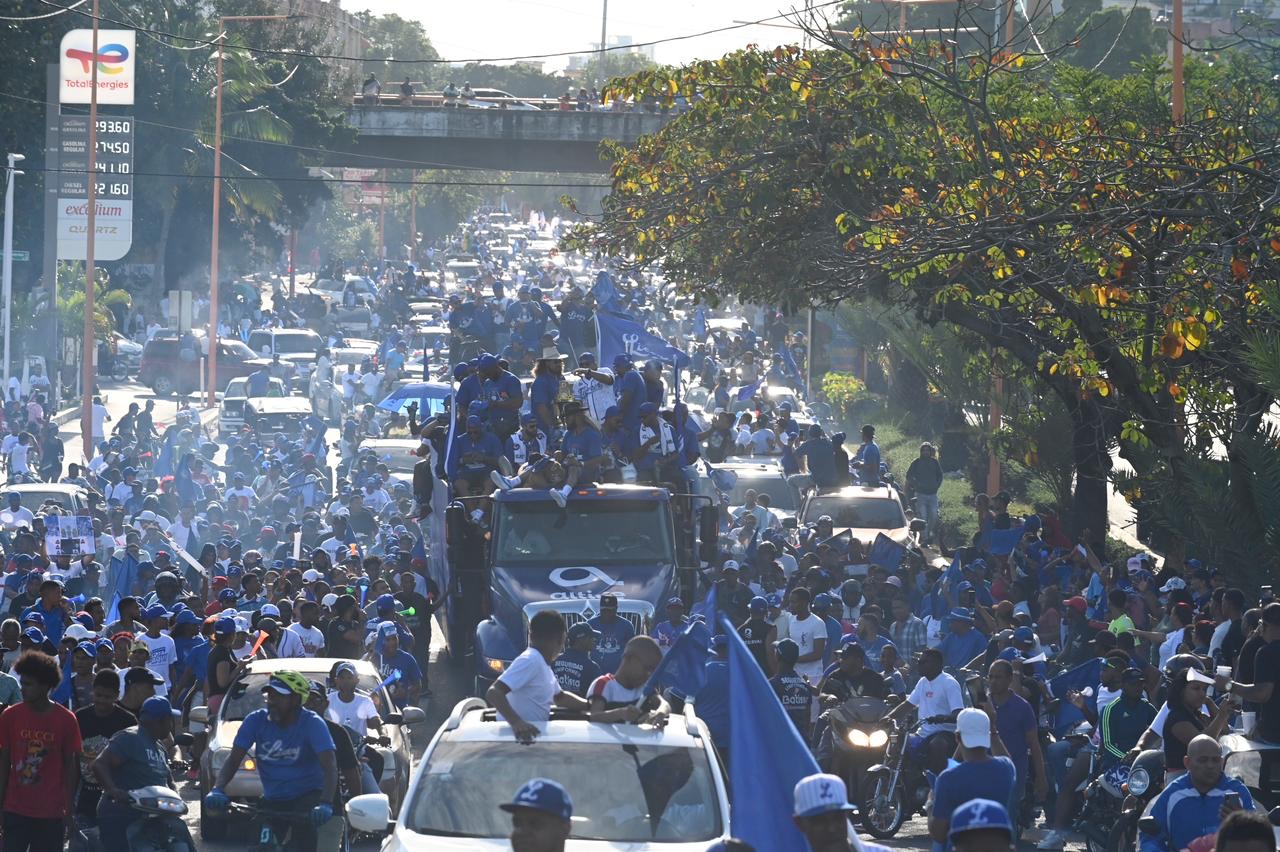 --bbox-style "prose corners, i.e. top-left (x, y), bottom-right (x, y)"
top-left (833, 525), bottom-right (913, 548)
top-left (385, 829), bottom-right (716, 851)
top-left (210, 719), bottom-right (243, 752)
